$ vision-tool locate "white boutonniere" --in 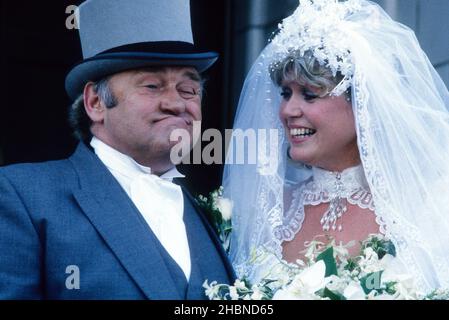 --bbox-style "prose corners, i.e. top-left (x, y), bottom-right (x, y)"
top-left (197, 187), bottom-right (233, 253)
